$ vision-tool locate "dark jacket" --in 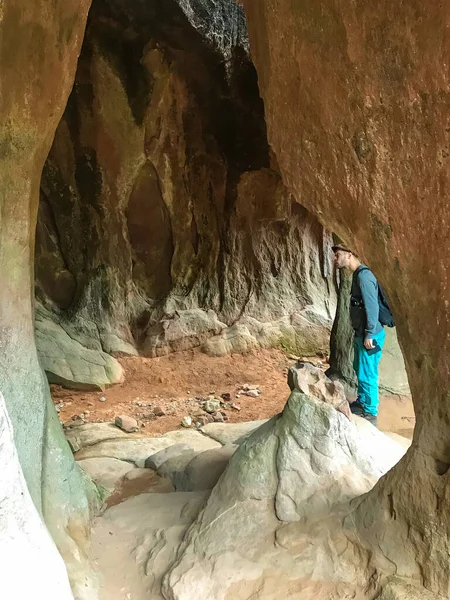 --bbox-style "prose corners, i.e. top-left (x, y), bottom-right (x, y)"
top-left (350, 265), bottom-right (383, 339)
